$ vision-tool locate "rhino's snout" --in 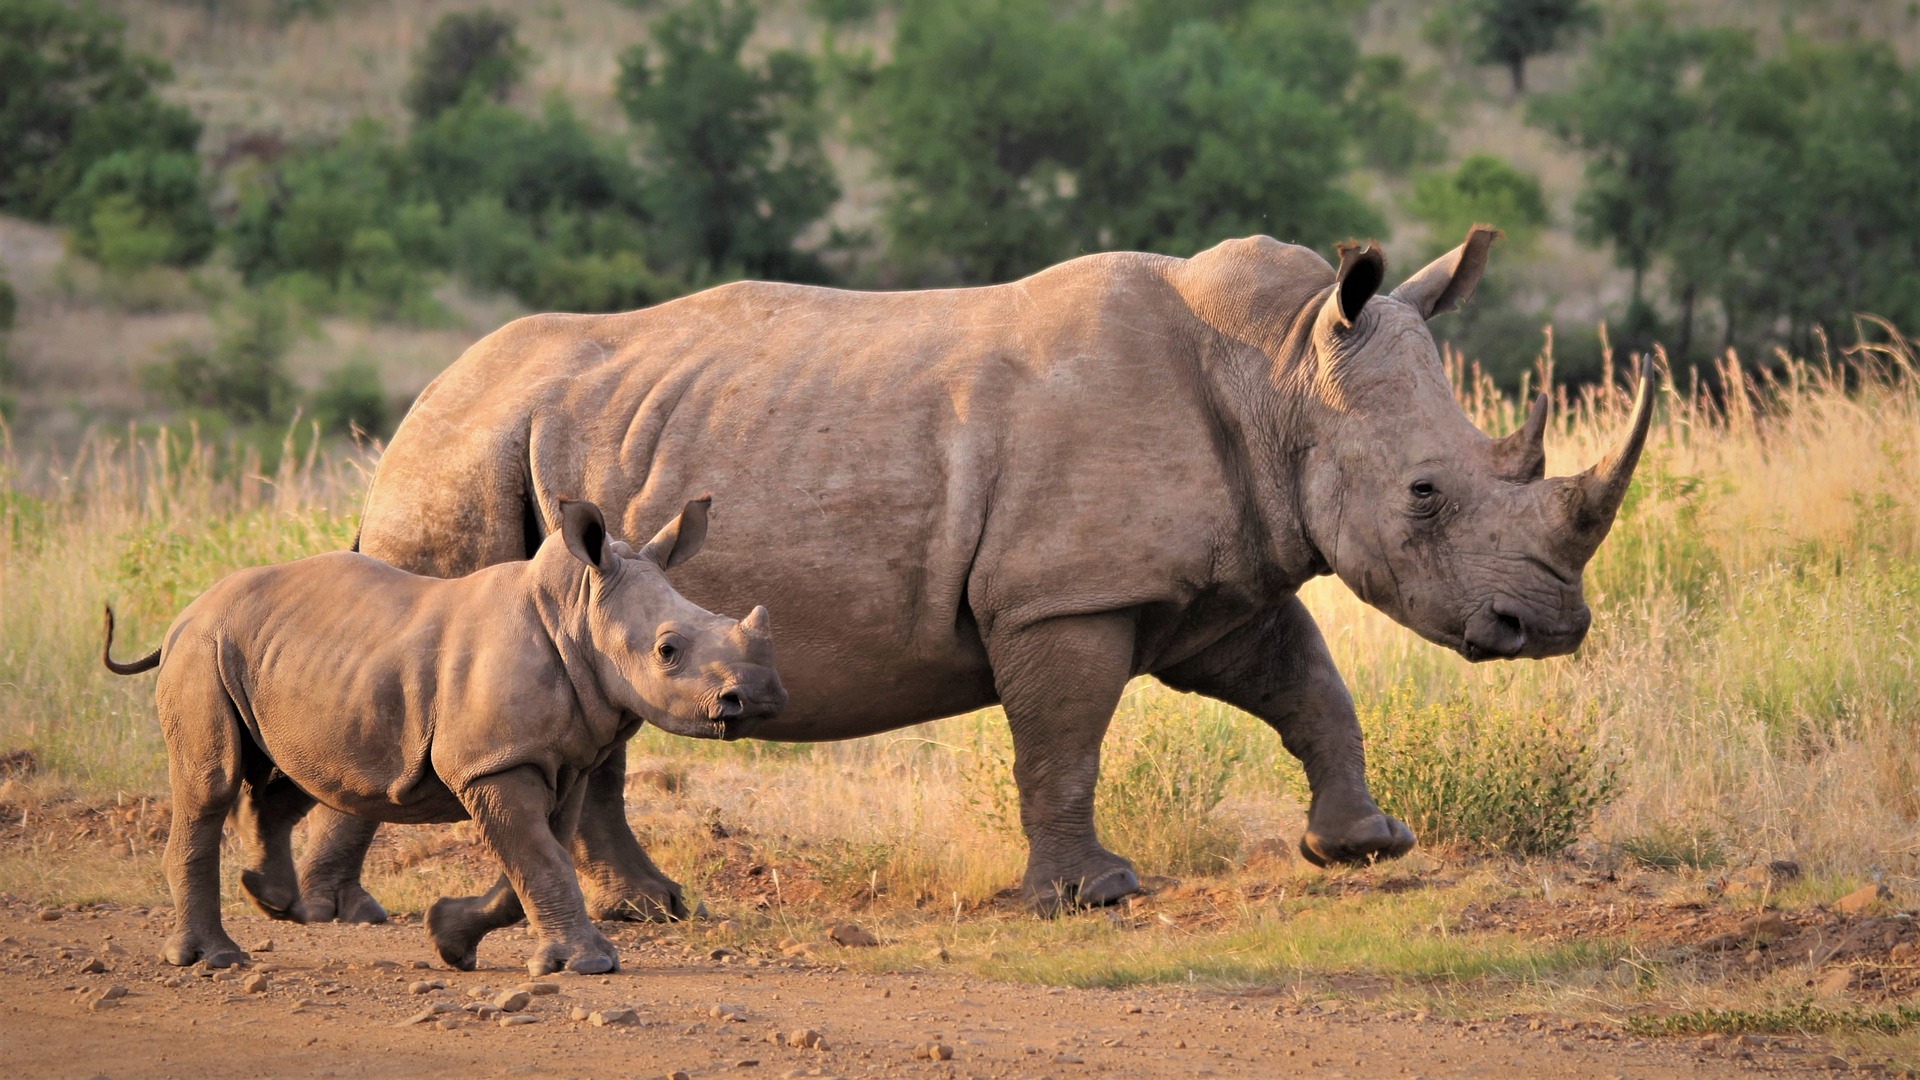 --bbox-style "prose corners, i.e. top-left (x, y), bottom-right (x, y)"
top-left (1463, 598), bottom-right (1590, 662)
top-left (708, 673), bottom-right (787, 739)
